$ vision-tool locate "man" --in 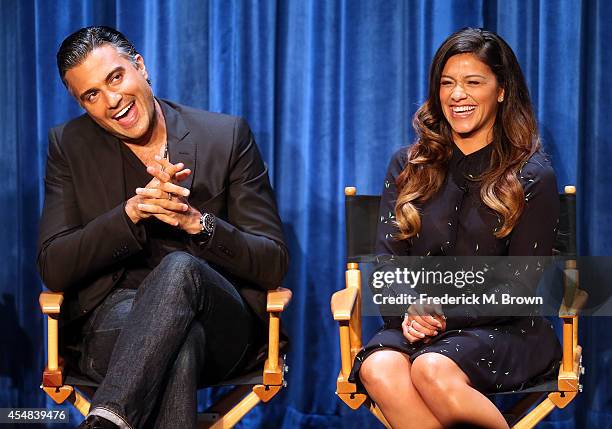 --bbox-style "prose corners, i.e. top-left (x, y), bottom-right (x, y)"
top-left (37, 26), bottom-right (288, 429)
